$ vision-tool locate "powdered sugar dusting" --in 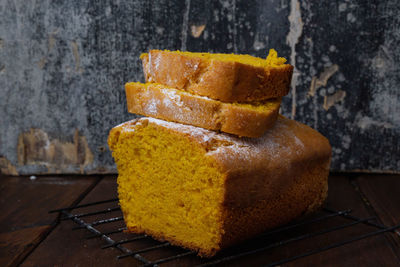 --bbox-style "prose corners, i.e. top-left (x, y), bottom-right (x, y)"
top-left (202, 134), bottom-right (211, 142)
top-left (144, 98), bottom-right (159, 115)
top-left (144, 117), bottom-right (218, 142)
top-left (185, 61), bottom-right (200, 72)
top-left (149, 52), bottom-right (162, 73)
top-left (161, 88), bottom-right (184, 107)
